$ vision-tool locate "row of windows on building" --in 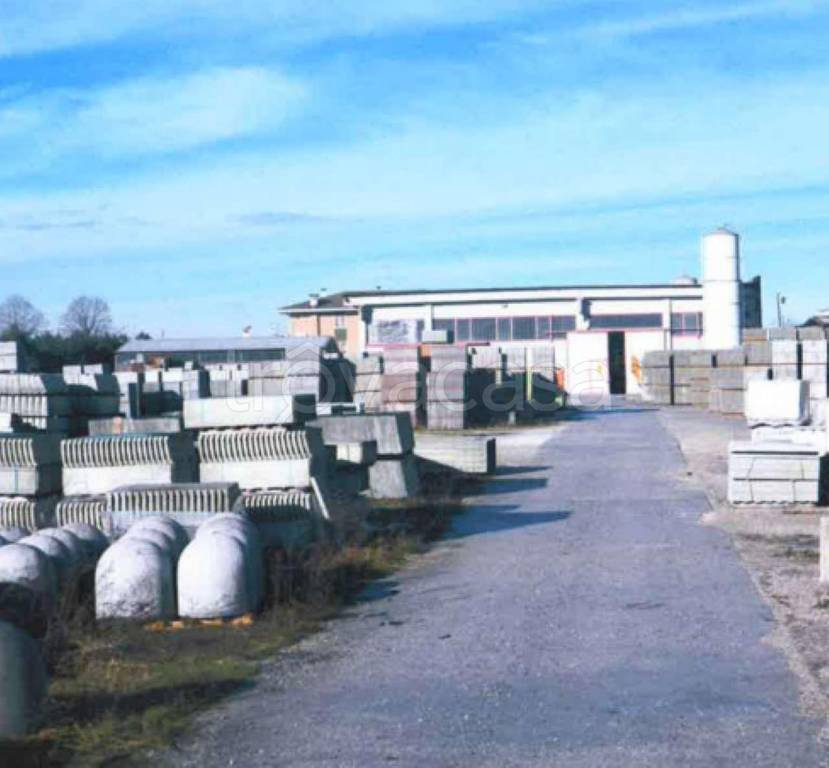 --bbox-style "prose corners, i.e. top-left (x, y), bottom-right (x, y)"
top-left (115, 348), bottom-right (288, 368)
top-left (368, 312), bottom-right (703, 345)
